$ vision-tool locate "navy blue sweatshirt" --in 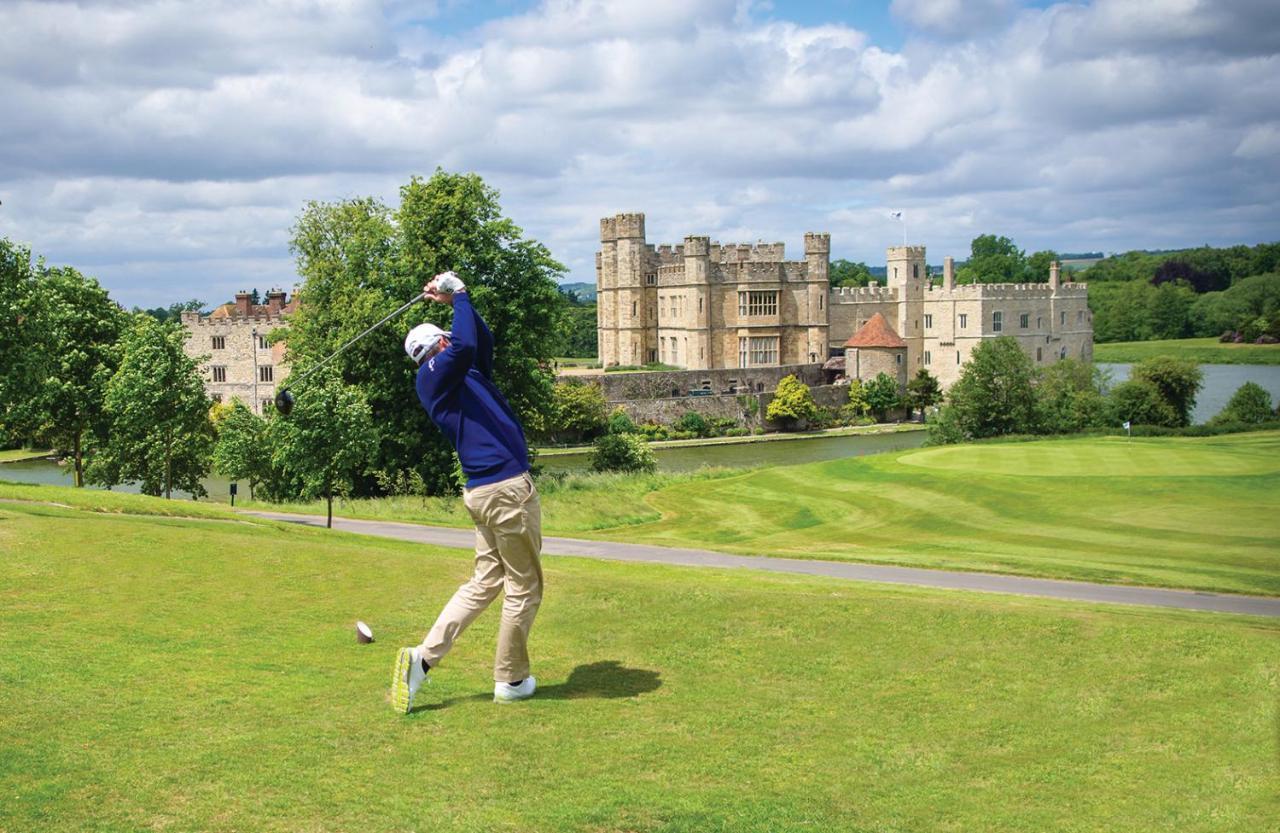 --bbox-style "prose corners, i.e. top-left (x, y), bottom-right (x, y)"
top-left (415, 292), bottom-right (529, 489)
